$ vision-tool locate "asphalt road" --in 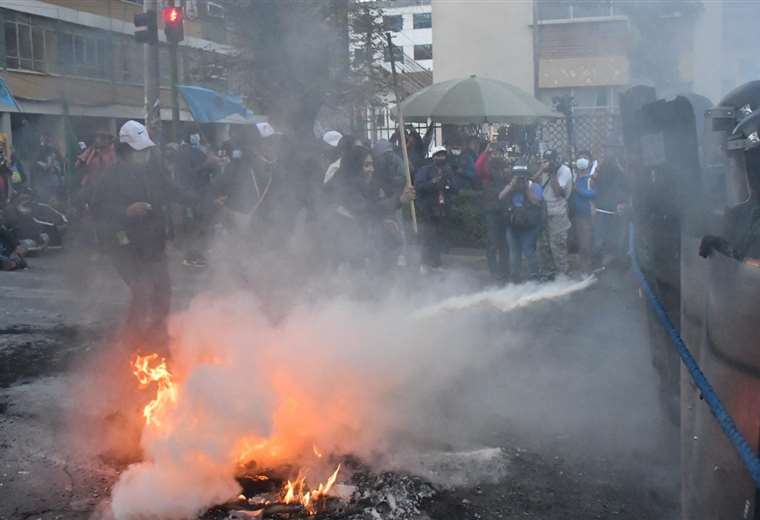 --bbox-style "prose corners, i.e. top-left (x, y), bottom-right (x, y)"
top-left (0, 251), bottom-right (679, 520)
